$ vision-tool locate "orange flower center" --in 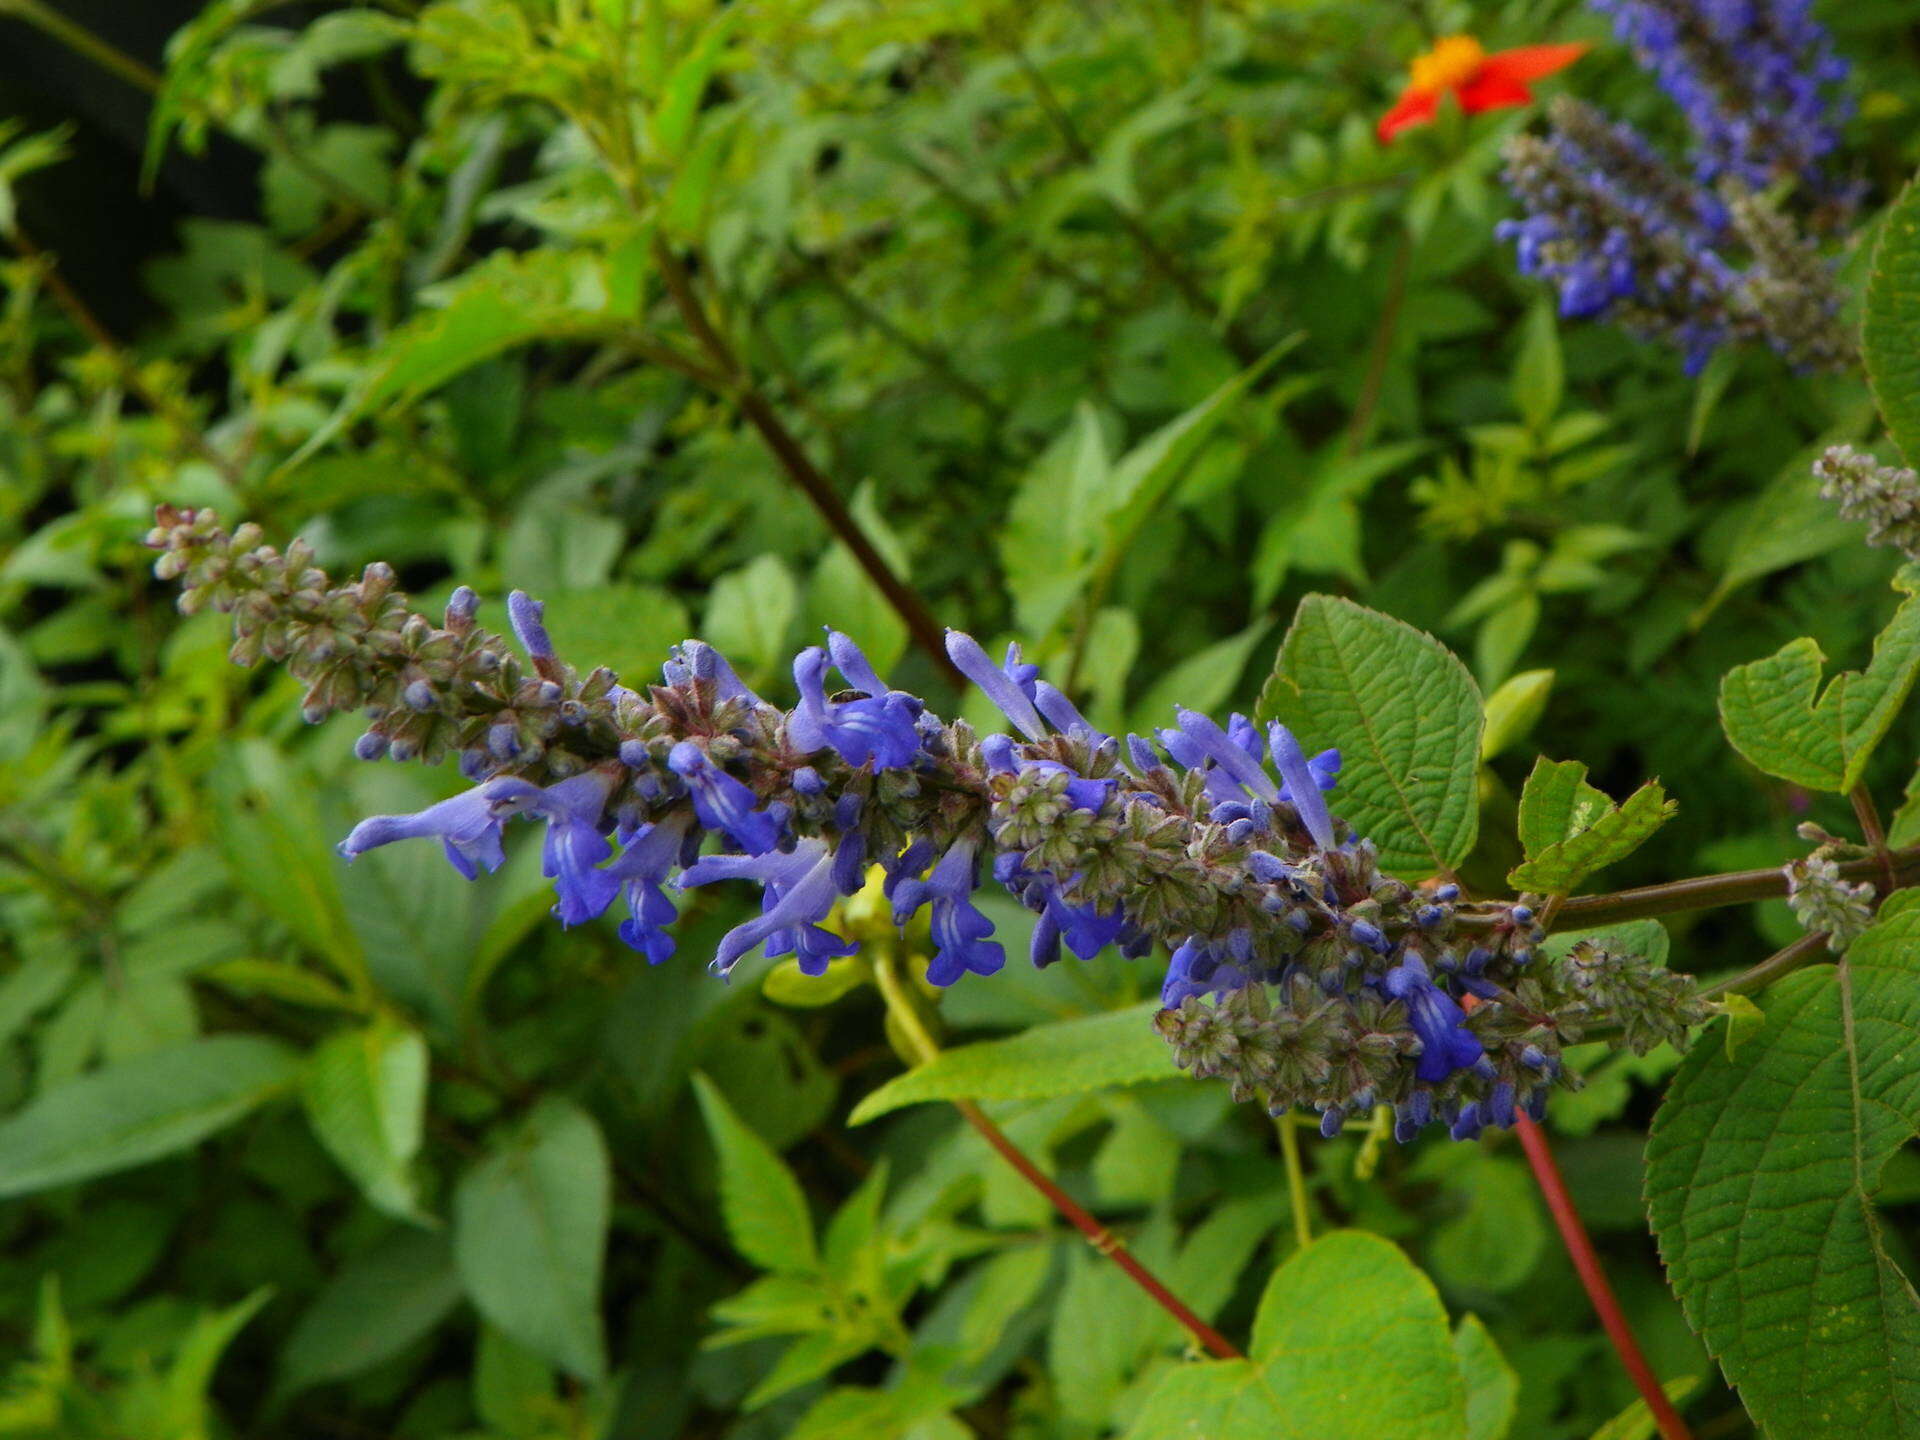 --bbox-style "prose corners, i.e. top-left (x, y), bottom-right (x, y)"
top-left (1407, 35), bottom-right (1486, 94)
